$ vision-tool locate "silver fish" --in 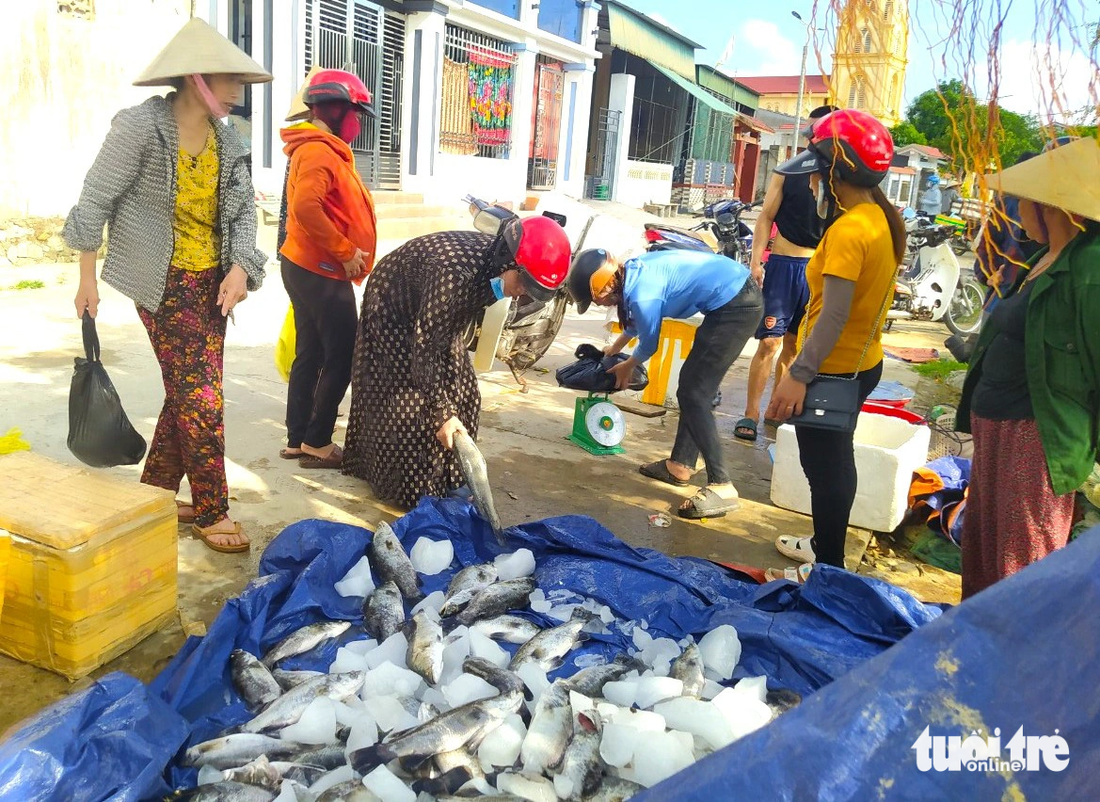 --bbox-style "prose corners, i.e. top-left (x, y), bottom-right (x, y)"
top-left (230, 650), bottom-right (282, 711)
top-left (262, 621), bottom-right (352, 668)
top-left (456, 577), bottom-right (538, 626)
top-left (461, 655), bottom-right (525, 695)
top-left (242, 671), bottom-right (365, 733)
top-left (184, 734), bottom-right (302, 769)
top-left (555, 710), bottom-right (604, 802)
top-left (583, 776), bottom-right (645, 801)
top-left (565, 654), bottom-right (641, 698)
top-left (452, 431), bottom-right (506, 546)
top-left (669, 643), bottom-right (705, 699)
top-left (470, 614), bottom-right (542, 645)
top-left (440, 563), bottom-right (499, 617)
top-left (287, 744), bottom-right (349, 771)
top-left (407, 609), bottom-right (444, 684)
top-left (363, 580), bottom-right (405, 641)
top-left (271, 669), bottom-right (324, 691)
top-left (171, 781), bottom-right (275, 801)
top-left (370, 521), bottom-right (423, 601)
top-left (314, 779), bottom-right (381, 802)
top-left (495, 771), bottom-right (558, 802)
top-left (411, 749), bottom-right (485, 797)
top-left (418, 701), bottom-right (443, 723)
top-left (766, 687), bottom-right (802, 719)
top-left (220, 755), bottom-right (281, 792)
top-left (268, 762), bottom-right (328, 786)
top-left (350, 690), bottom-right (523, 773)
top-left (509, 614), bottom-right (588, 671)
top-left (520, 679), bottom-right (573, 774)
